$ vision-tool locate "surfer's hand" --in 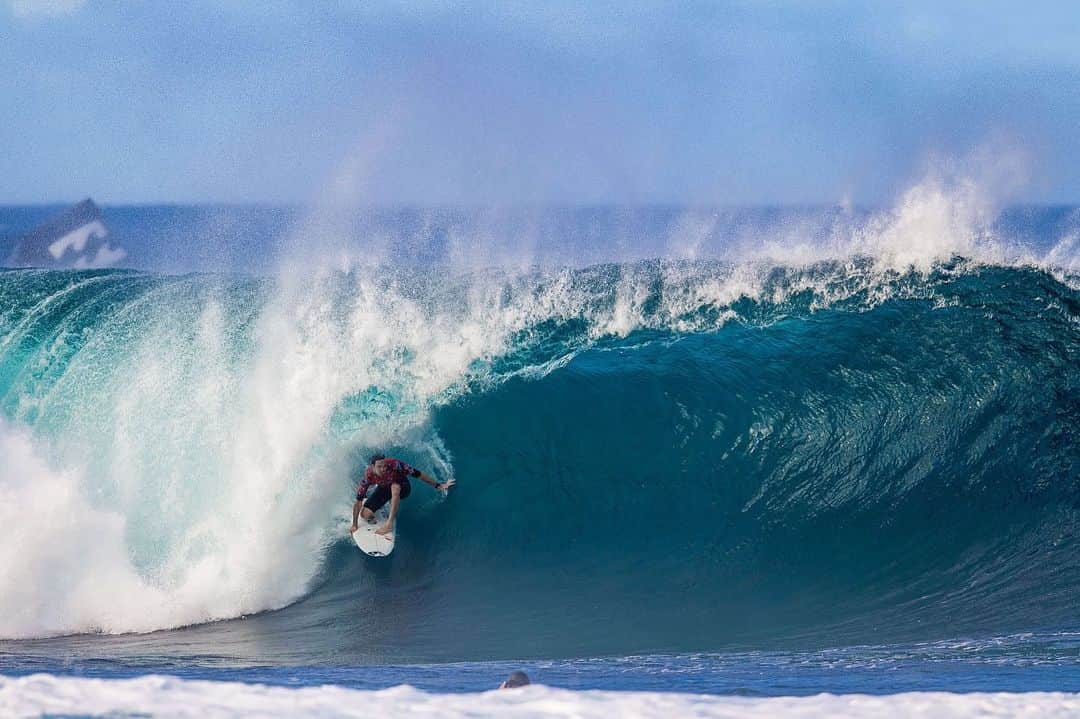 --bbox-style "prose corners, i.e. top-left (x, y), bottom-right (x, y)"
top-left (349, 523), bottom-right (358, 534)
top-left (375, 523), bottom-right (393, 536)
top-left (438, 479), bottom-right (456, 492)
